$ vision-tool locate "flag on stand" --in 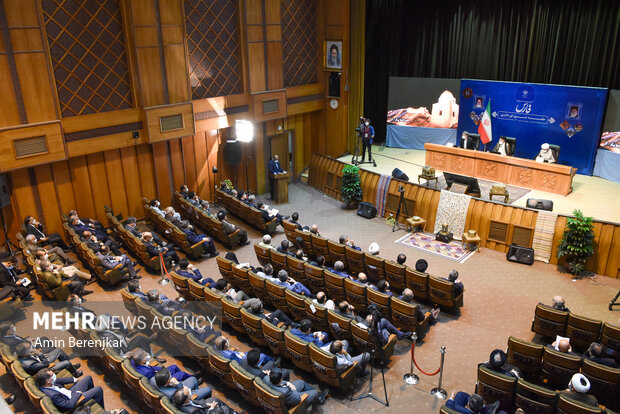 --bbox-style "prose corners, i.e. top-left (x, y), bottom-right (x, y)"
top-left (478, 100), bottom-right (492, 144)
